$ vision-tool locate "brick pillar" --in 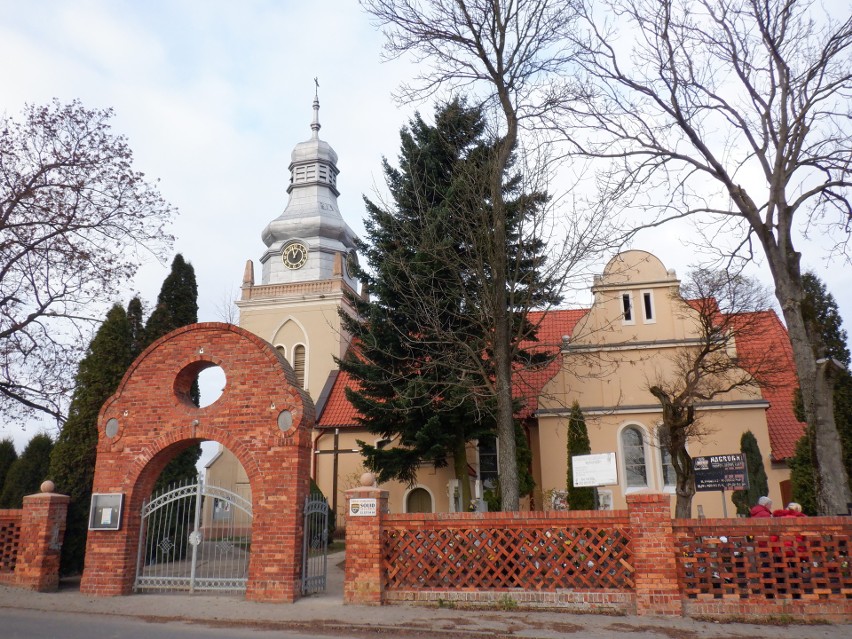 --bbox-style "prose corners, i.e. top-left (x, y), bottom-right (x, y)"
top-left (15, 481), bottom-right (69, 592)
top-left (626, 493), bottom-right (681, 616)
top-left (343, 481), bottom-right (388, 605)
